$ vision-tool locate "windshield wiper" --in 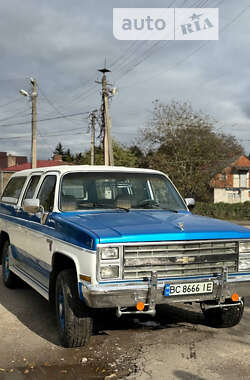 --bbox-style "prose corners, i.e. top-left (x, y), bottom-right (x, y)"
top-left (92, 203), bottom-right (130, 212)
top-left (136, 200), bottom-right (161, 209)
top-left (135, 200), bottom-right (179, 212)
top-left (113, 206), bottom-right (130, 212)
top-left (161, 208), bottom-right (179, 213)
